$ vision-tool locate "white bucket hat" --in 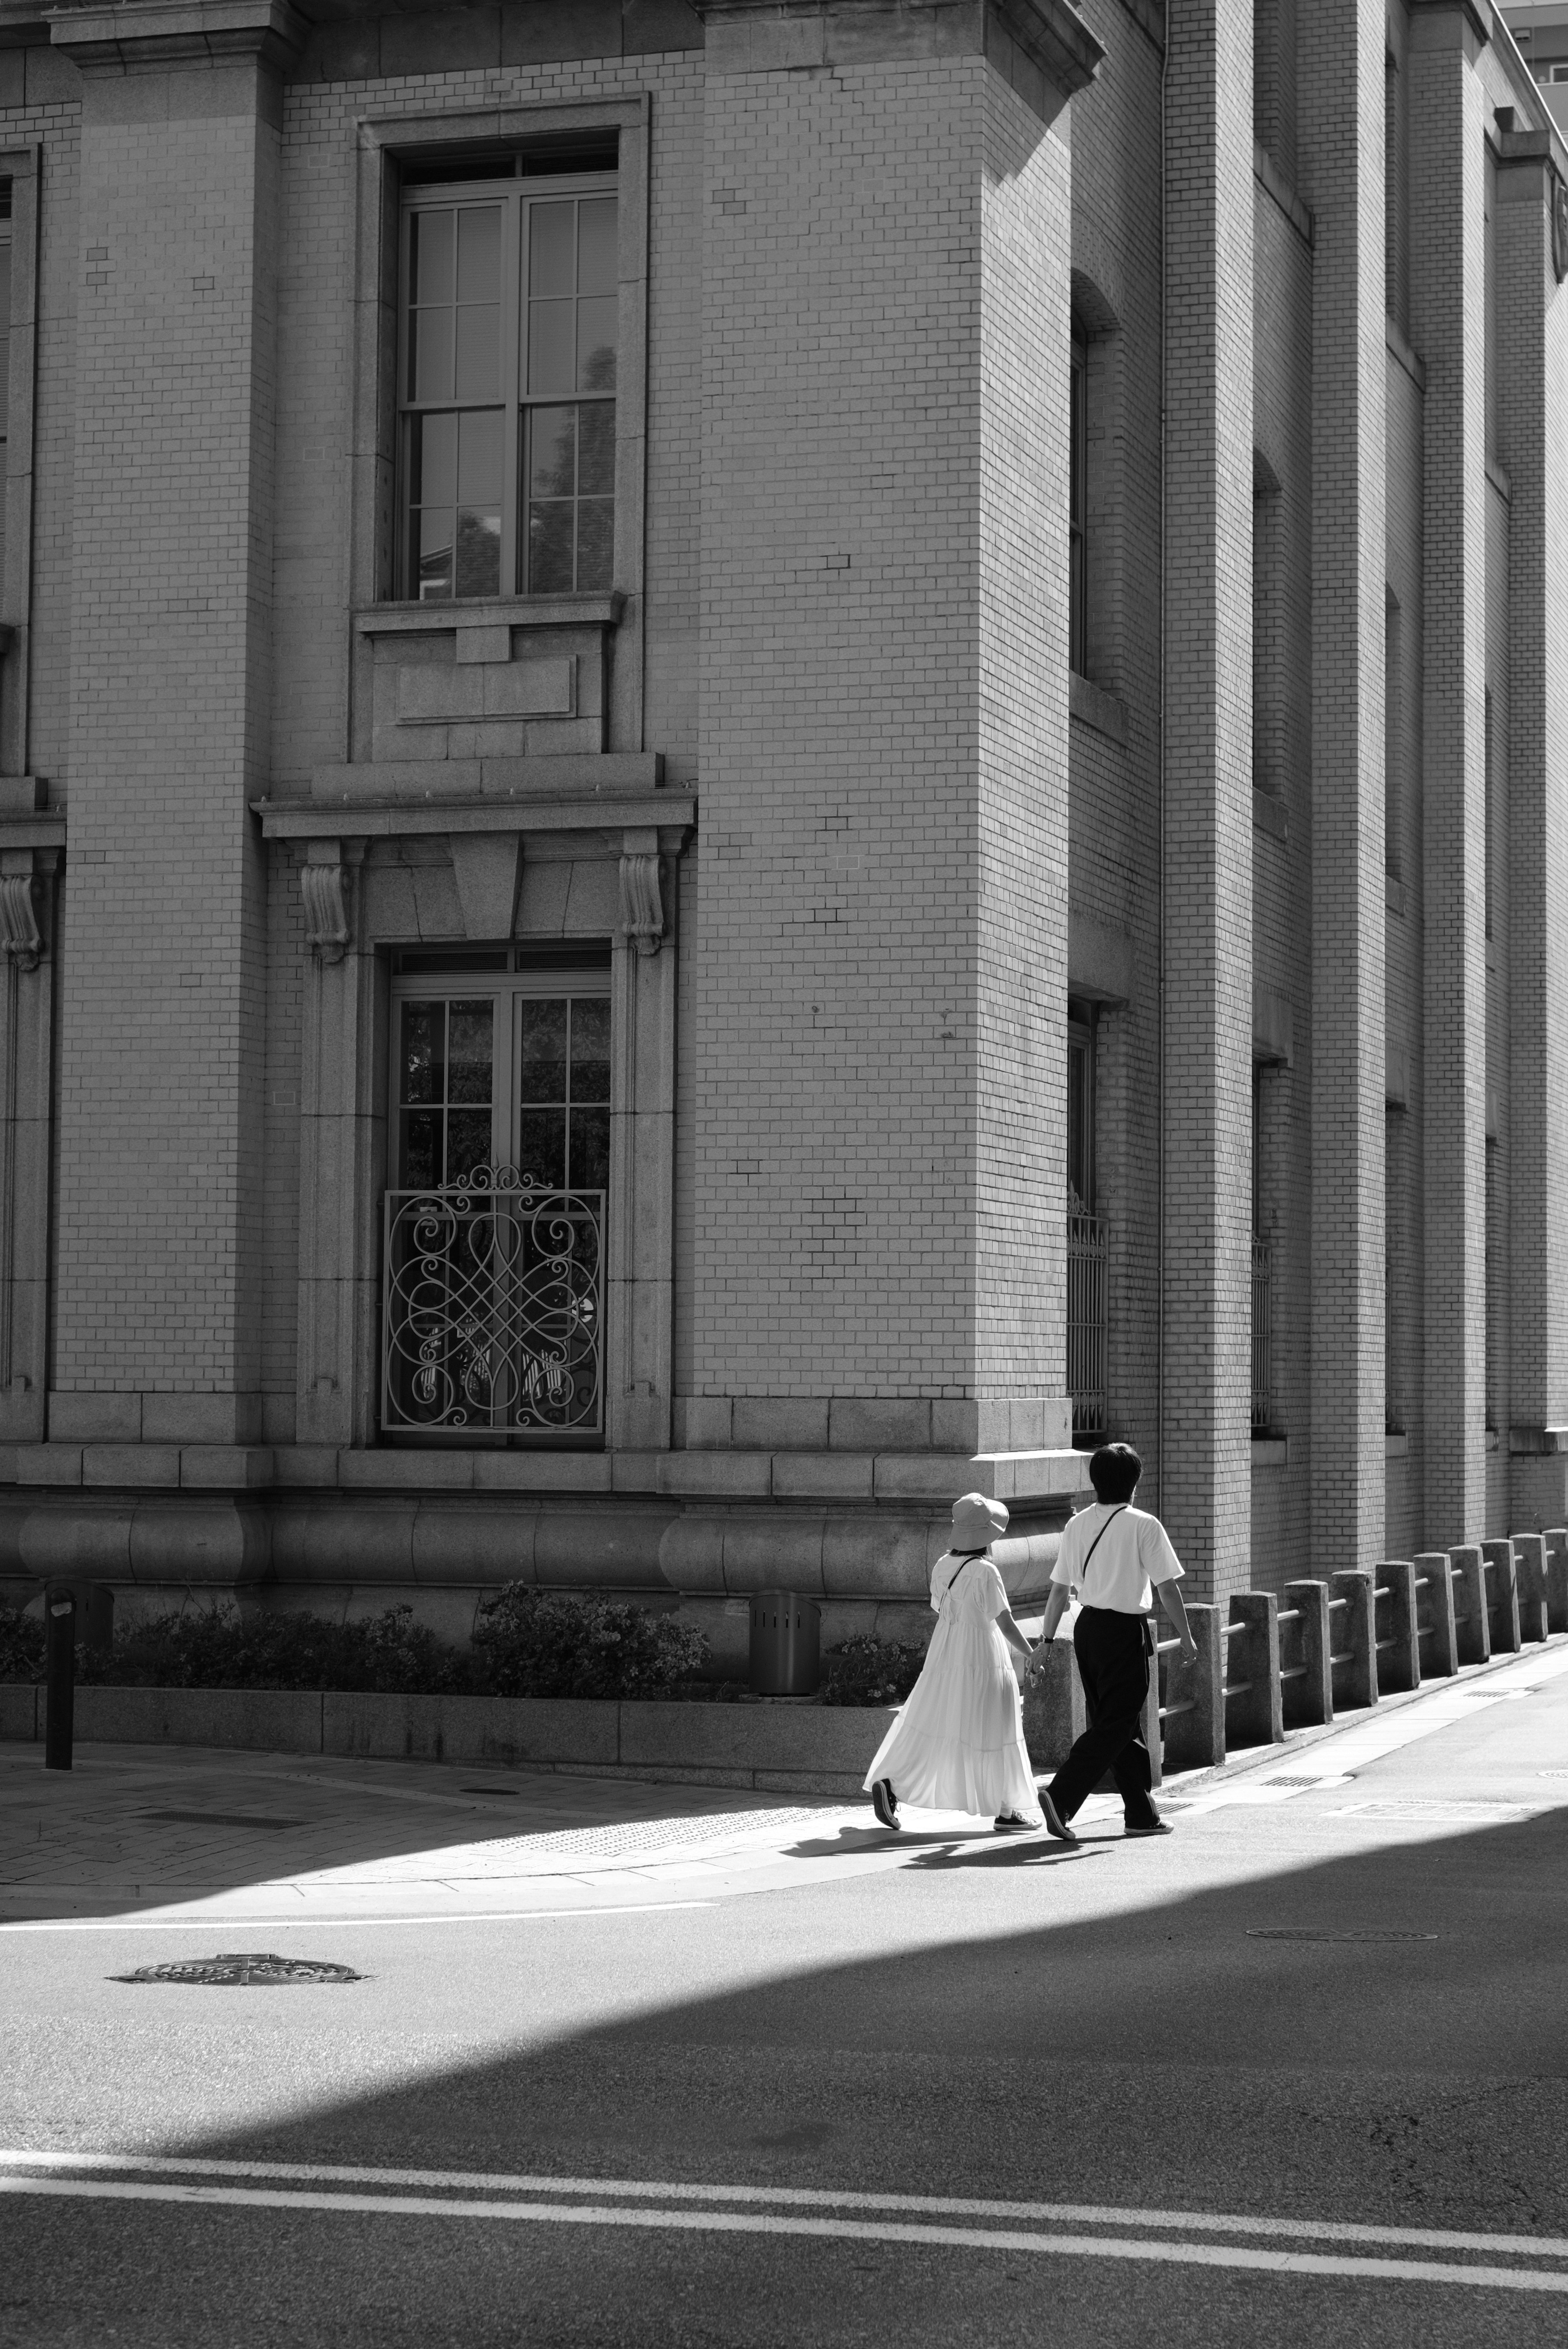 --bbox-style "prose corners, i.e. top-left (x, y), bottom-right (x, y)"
top-left (951, 1492), bottom-right (1009, 1550)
